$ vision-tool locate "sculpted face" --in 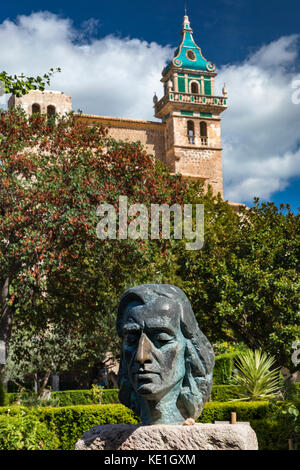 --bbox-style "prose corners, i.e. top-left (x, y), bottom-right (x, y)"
top-left (121, 297), bottom-right (186, 401)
